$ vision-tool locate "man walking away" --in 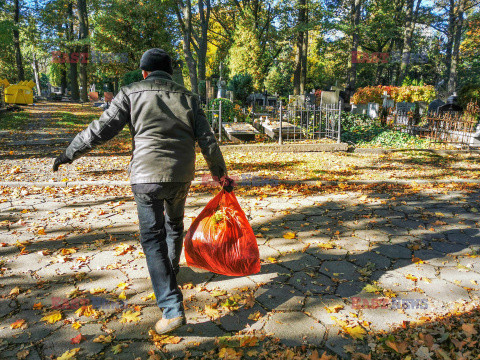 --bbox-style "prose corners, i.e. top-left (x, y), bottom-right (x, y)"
top-left (53, 48), bottom-right (234, 334)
